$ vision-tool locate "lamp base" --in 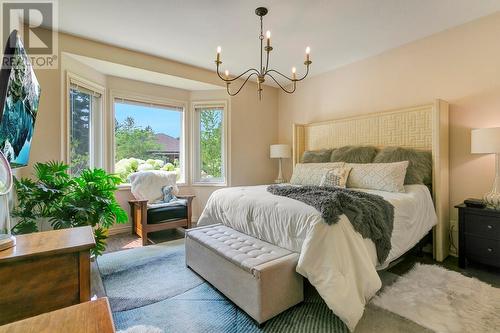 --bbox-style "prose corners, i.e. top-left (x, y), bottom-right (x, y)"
top-left (484, 191), bottom-right (500, 210)
top-left (485, 153), bottom-right (500, 210)
top-left (274, 158), bottom-right (287, 184)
